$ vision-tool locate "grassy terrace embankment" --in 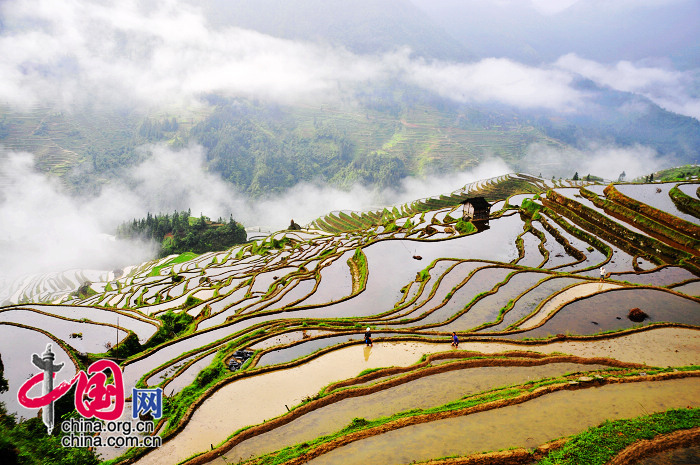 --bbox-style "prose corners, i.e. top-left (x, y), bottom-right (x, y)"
top-left (669, 184), bottom-right (700, 219)
top-left (311, 174), bottom-right (542, 233)
top-left (581, 186), bottom-right (700, 254)
top-left (544, 189), bottom-right (700, 274)
top-left (602, 184), bottom-right (699, 240)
